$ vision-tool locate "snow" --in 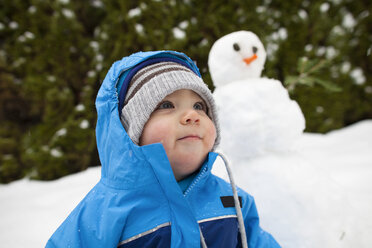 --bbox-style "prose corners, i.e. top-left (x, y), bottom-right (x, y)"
top-left (50, 148), bottom-right (63, 158)
top-left (320, 3), bottom-right (330, 13)
top-left (214, 79), bottom-right (305, 158)
top-left (342, 13), bottom-right (356, 29)
top-left (0, 121), bottom-right (371, 247)
top-left (298, 9), bottom-right (308, 20)
top-left (61, 8), bottom-right (75, 19)
top-left (350, 68), bottom-right (366, 85)
top-left (28, 6), bottom-right (37, 14)
top-left (55, 128), bottom-right (67, 137)
top-left (75, 104), bottom-right (85, 112)
top-left (271, 28), bottom-right (287, 41)
top-left (212, 120), bottom-right (372, 247)
top-left (89, 41), bottom-right (99, 51)
top-left (9, 21), bottom-right (19, 30)
top-left (135, 23), bottom-right (144, 35)
top-left (128, 8), bottom-right (141, 18)
top-left (173, 27), bottom-right (186, 39)
top-left (341, 61), bottom-right (351, 73)
top-left (79, 120), bottom-right (89, 129)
